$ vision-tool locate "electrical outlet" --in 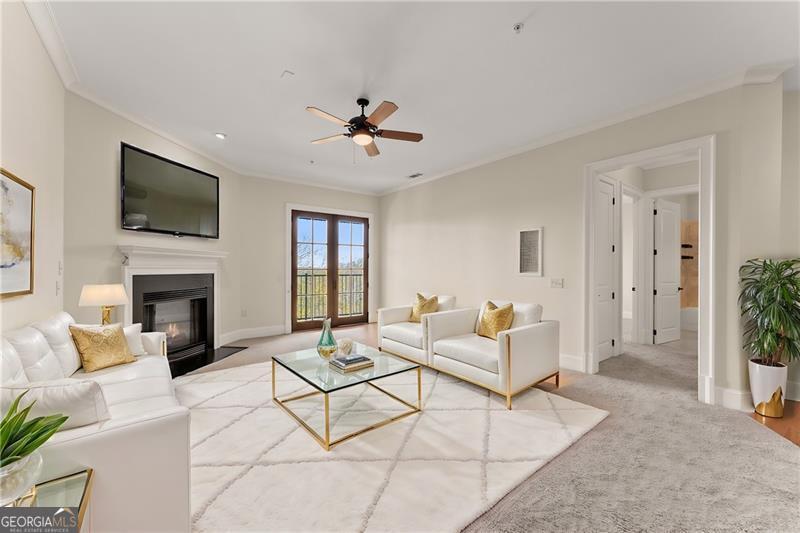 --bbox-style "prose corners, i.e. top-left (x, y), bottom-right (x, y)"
top-left (550, 278), bottom-right (564, 289)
